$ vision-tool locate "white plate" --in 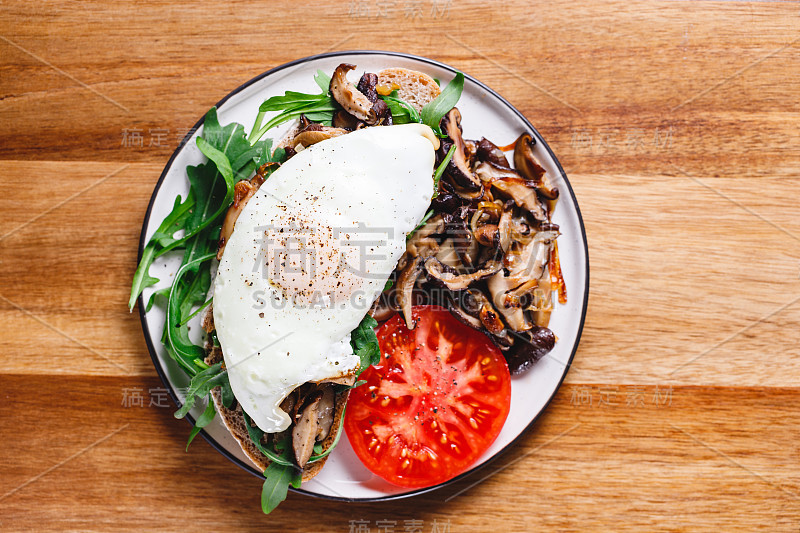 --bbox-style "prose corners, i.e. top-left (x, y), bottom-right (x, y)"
top-left (137, 51), bottom-right (589, 502)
